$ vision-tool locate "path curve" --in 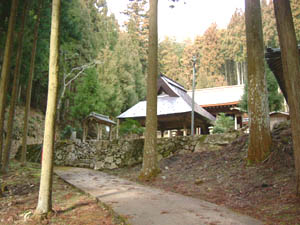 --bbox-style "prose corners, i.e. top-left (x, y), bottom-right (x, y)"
top-left (55, 167), bottom-right (262, 225)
